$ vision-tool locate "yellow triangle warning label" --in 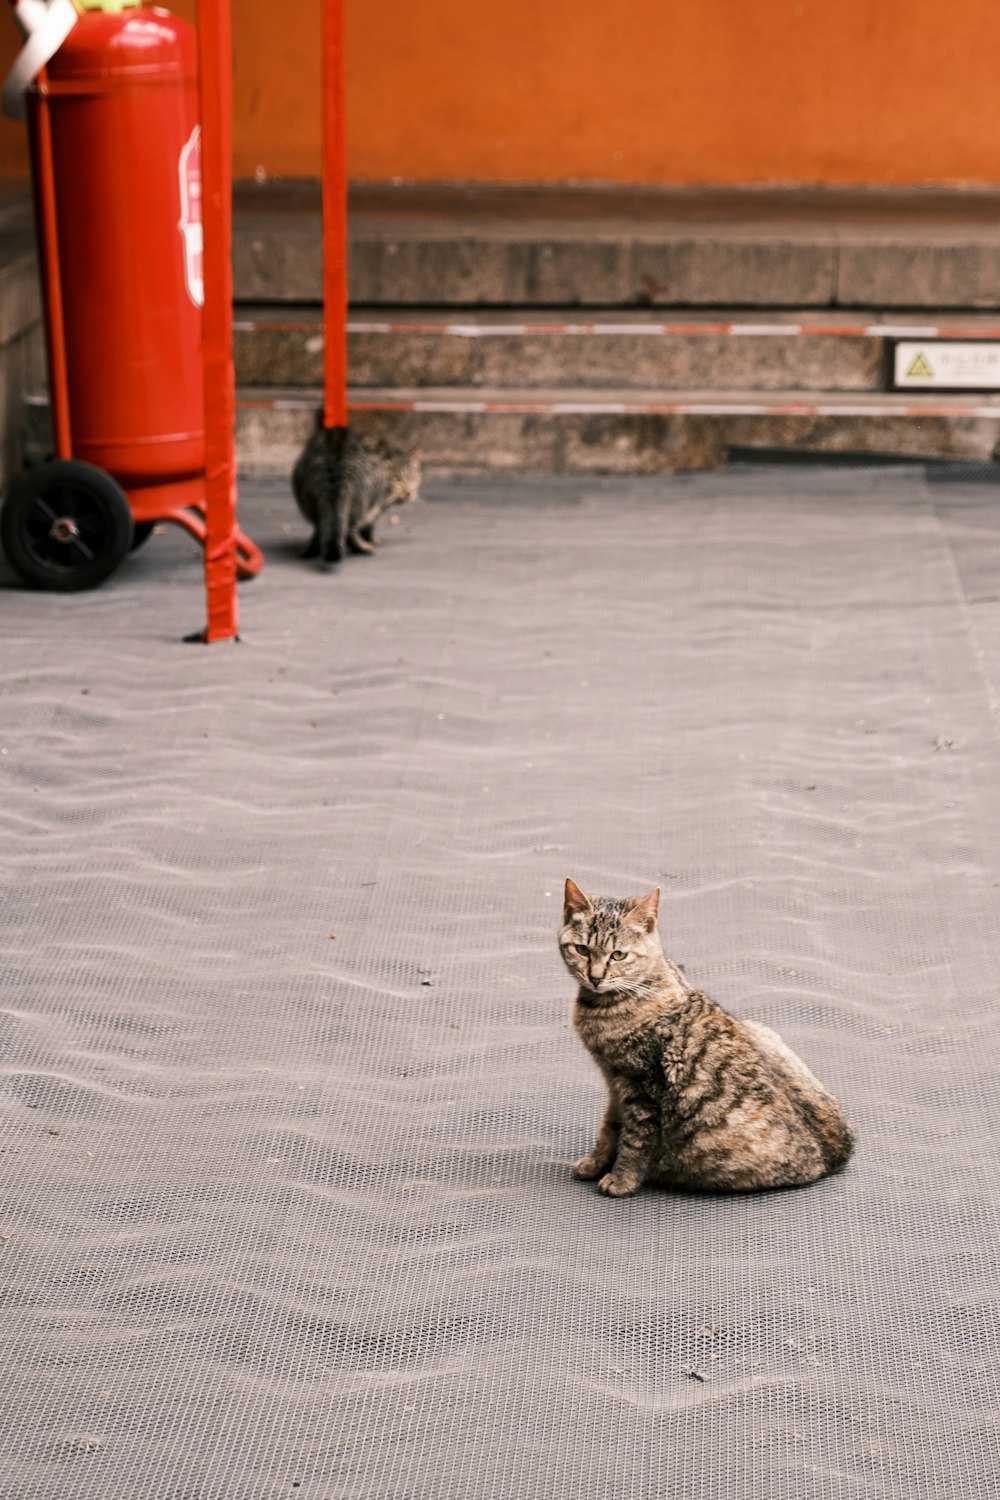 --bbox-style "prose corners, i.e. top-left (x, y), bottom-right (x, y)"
top-left (906, 351), bottom-right (934, 379)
